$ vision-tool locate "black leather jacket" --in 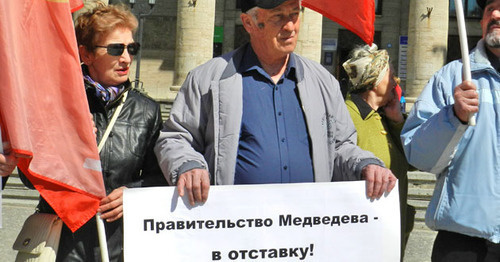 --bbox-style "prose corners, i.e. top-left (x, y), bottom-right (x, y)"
top-left (21, 78), bottom-right (167, 262)
top-left (88, 80), bottom-right (166, 193)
